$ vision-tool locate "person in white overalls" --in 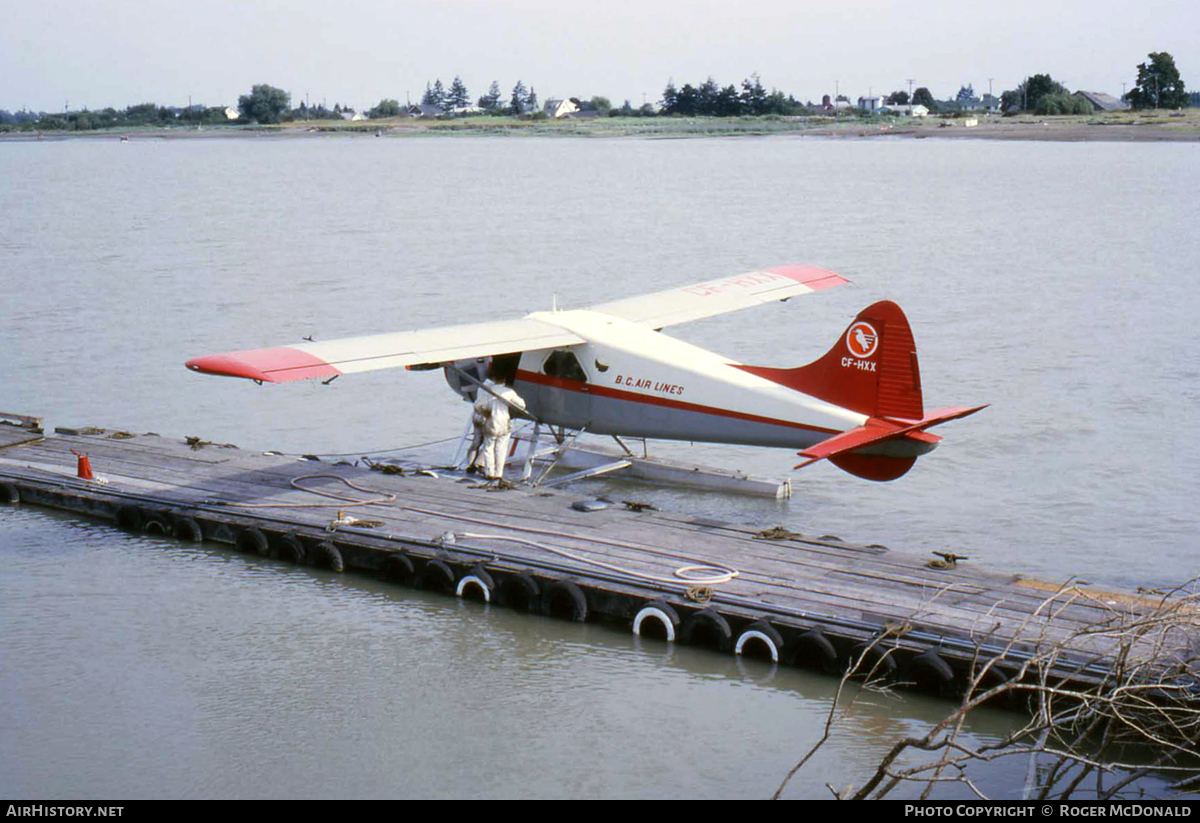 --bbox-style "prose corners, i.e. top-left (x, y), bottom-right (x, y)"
top-left (473, 378), bottom-right (526, 486)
